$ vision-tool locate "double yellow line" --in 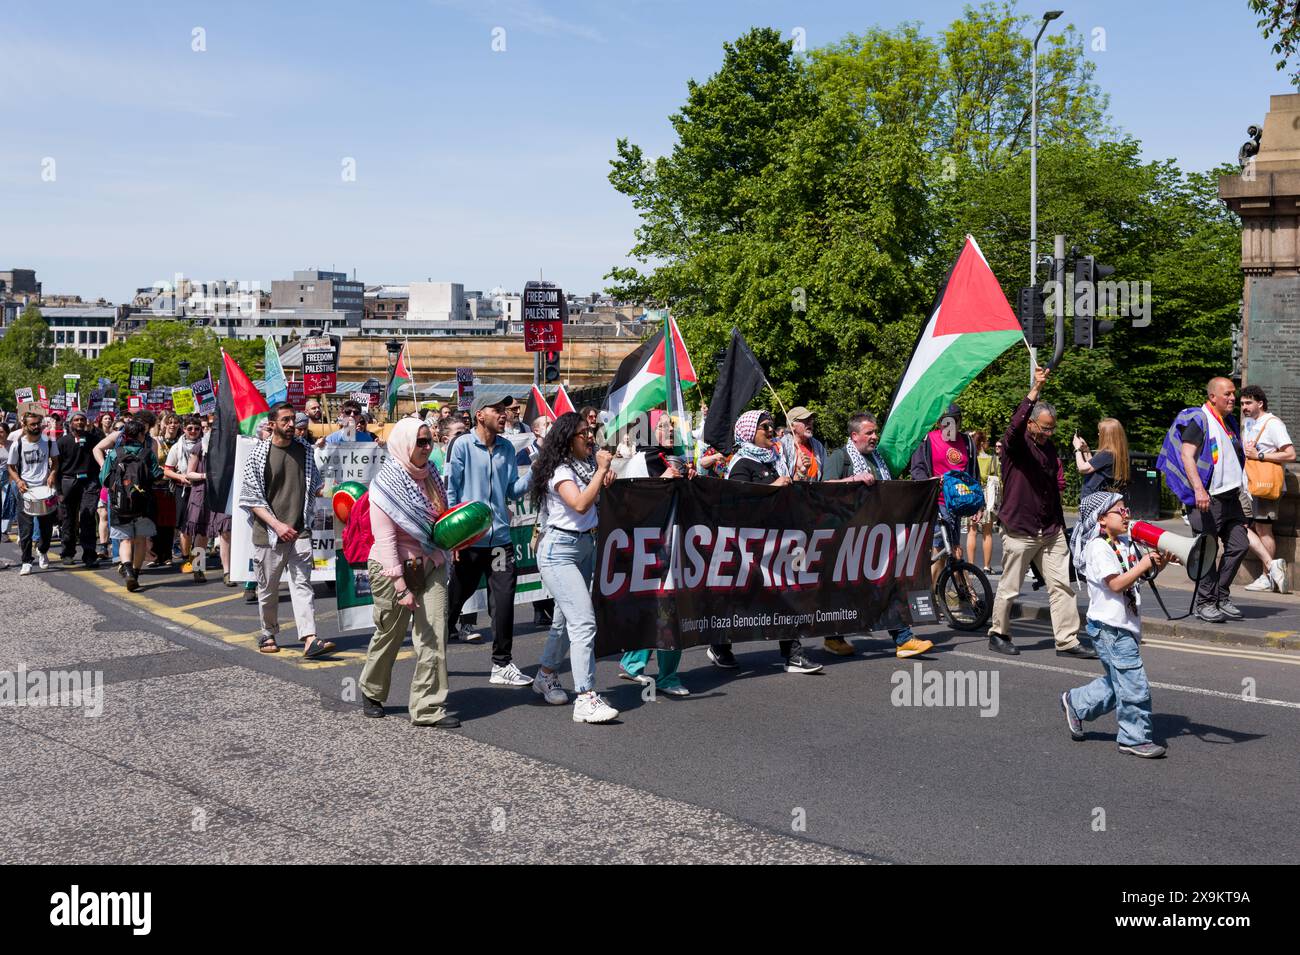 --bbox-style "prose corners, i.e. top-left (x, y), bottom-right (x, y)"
top-left (81, 572), bottom-right (409, 671)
